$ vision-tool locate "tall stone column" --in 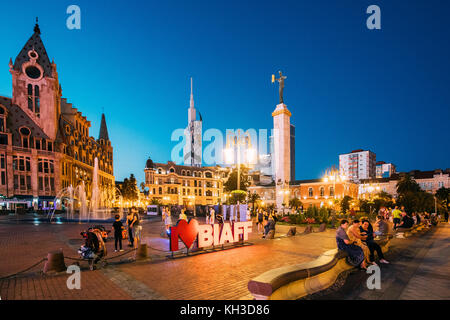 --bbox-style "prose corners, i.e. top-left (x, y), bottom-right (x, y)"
top-left (272, 103), bottom-right (291, 211)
